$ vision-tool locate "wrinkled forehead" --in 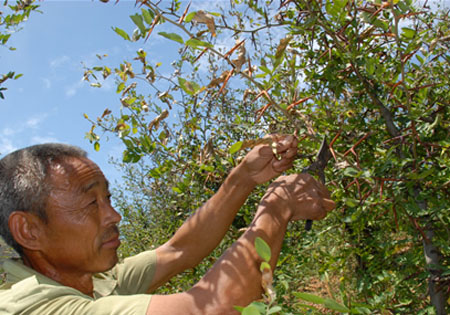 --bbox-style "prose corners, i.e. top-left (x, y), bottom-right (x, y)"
top-left (48, 156), bottom-right (107, 191)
